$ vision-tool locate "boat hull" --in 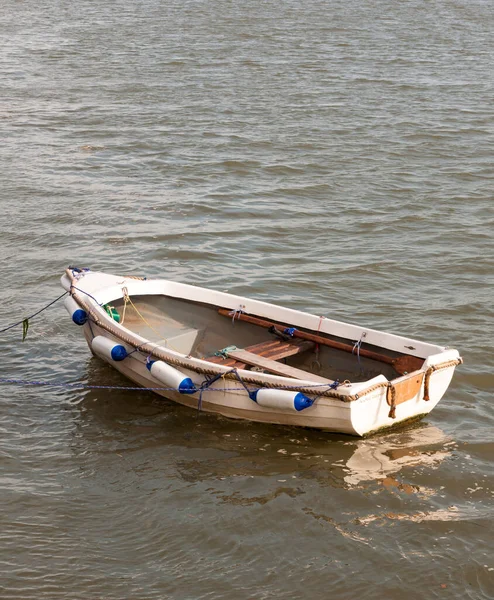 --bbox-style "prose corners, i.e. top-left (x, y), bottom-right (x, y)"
top-left (64, 269), bottom-right (461, 437)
